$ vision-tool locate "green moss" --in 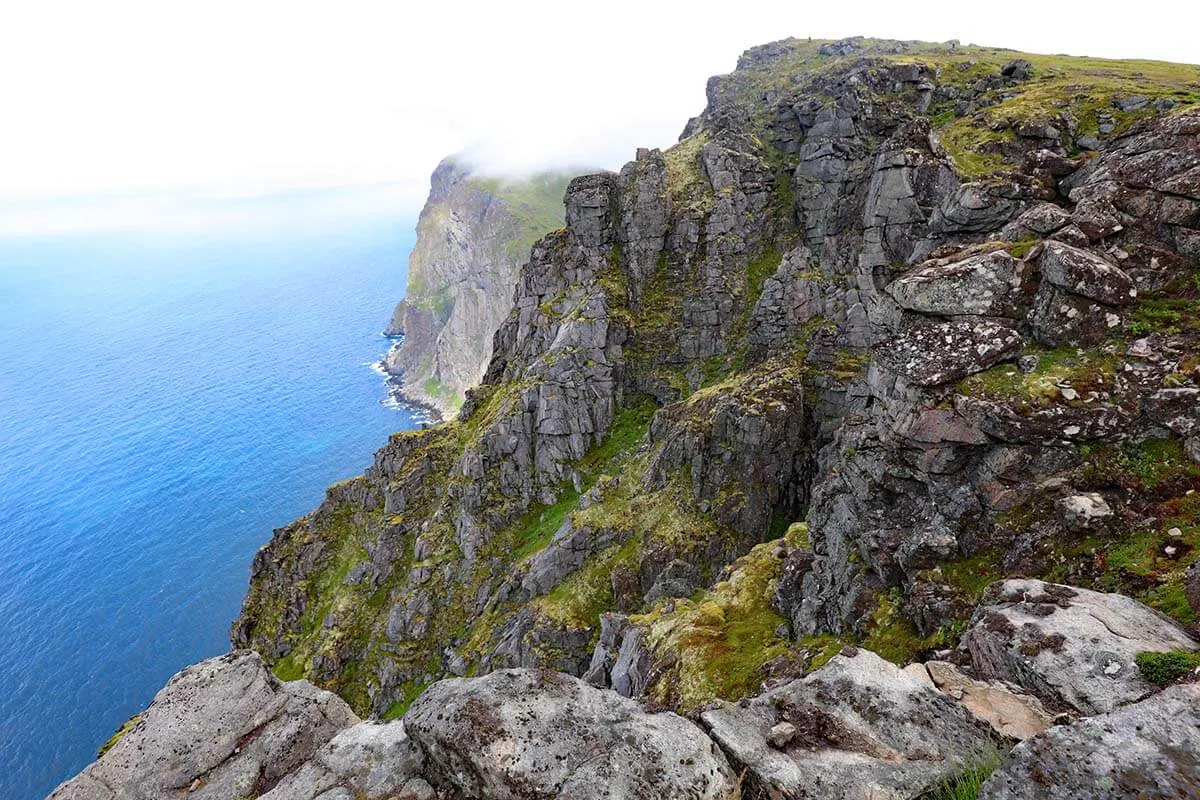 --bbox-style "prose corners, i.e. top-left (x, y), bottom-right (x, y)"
top-left (860, 588), bottom-right (956, 665)
top-left (1086, 437), bottom-right (1200, 493)
top-left (830, 349), bottom-right (870, 380)
top-left (959, 346), bottom-right (1118, 412)
top-left (380, 679), bottom-right (430, 720)
top-left (272, 655), bottom-right (306, 682)
top-left (1135, 650), bottom-right (1200, 686)
top-left (1005, 238), bottom-right (1040, 259)
top-left (97, 713), bottom-right (143, 758)
top-left (932, 549), bottom-right (1007, 605)
top-left (747, 245), bottom-right (783, 303)
top-left (1129, 298), bottom-right (1200, 336)
top-left (636, 540), bottom-right (792, 711)
top-left (798, 634), bottom-right (846, 671)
